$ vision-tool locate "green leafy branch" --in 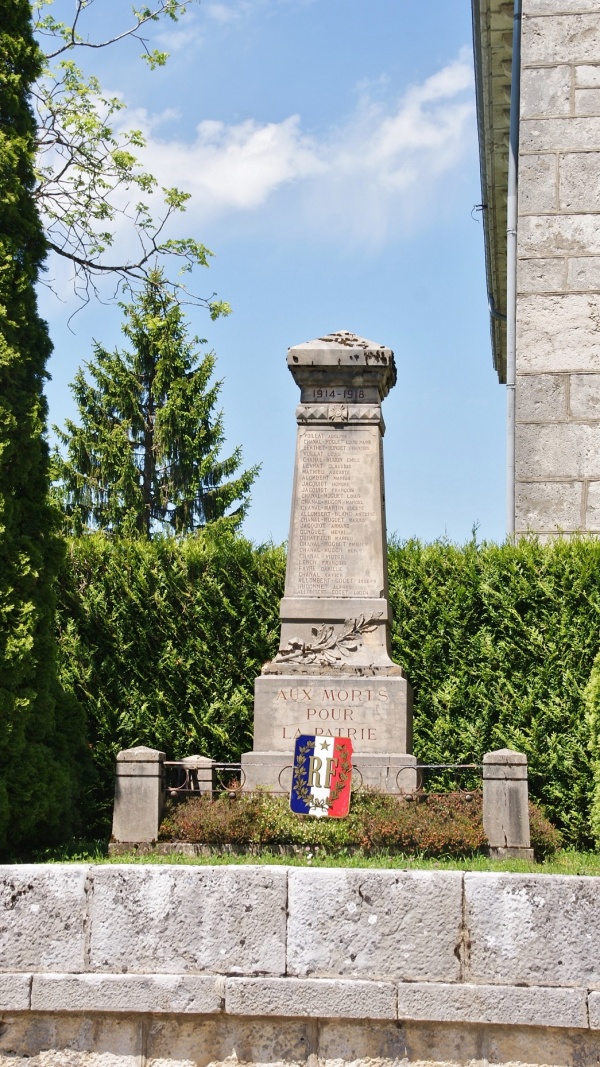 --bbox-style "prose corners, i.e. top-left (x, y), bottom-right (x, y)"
top-left (30, 0), bottom-right (230, 316)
